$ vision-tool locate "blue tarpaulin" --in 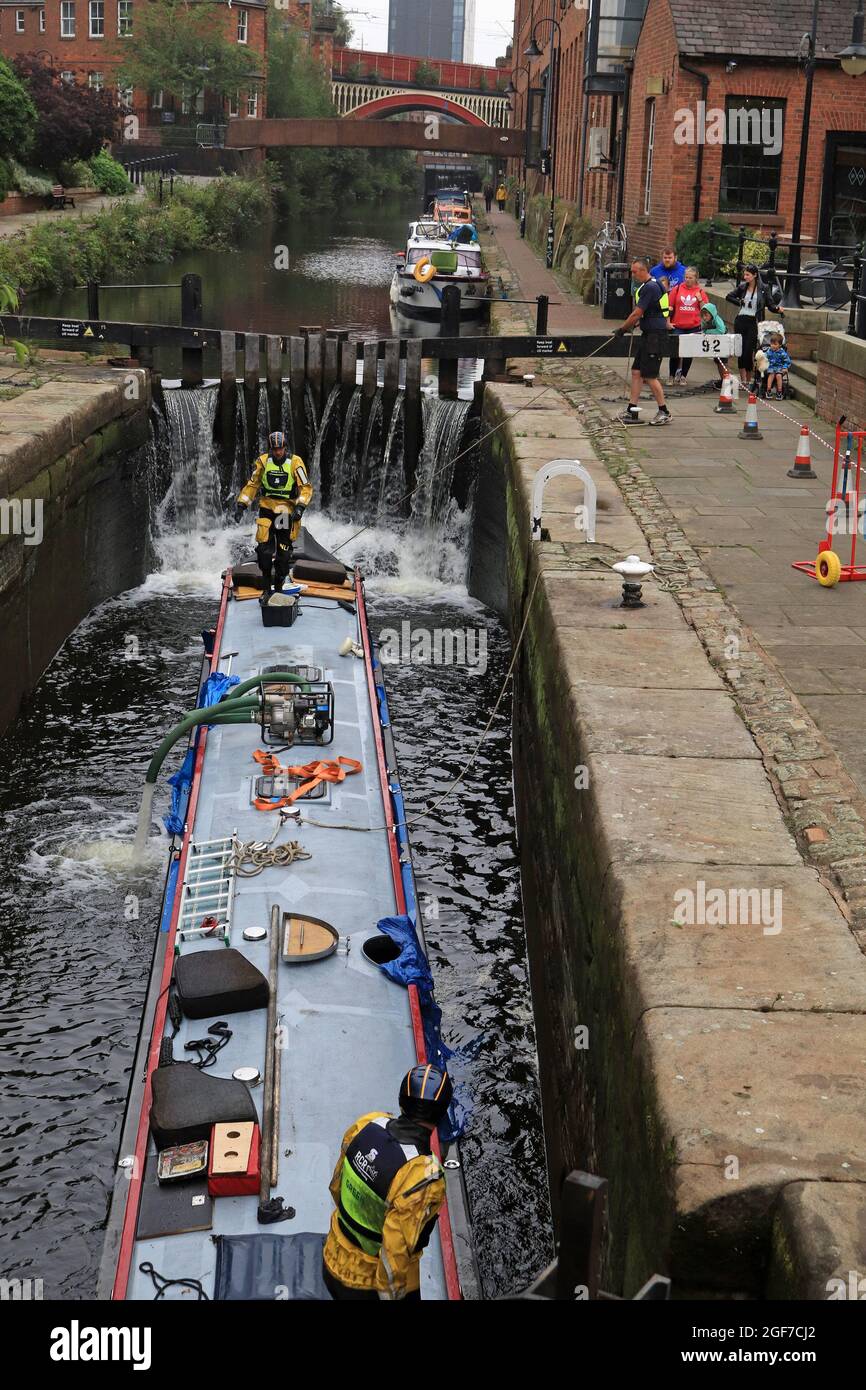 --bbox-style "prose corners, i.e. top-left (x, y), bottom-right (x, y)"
top-left (373, 915), bottom-right (464, 1141)
top-left (163, 746), bottom-right (196, 836)
top-left (199, 672), bottom-right (239, 708)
